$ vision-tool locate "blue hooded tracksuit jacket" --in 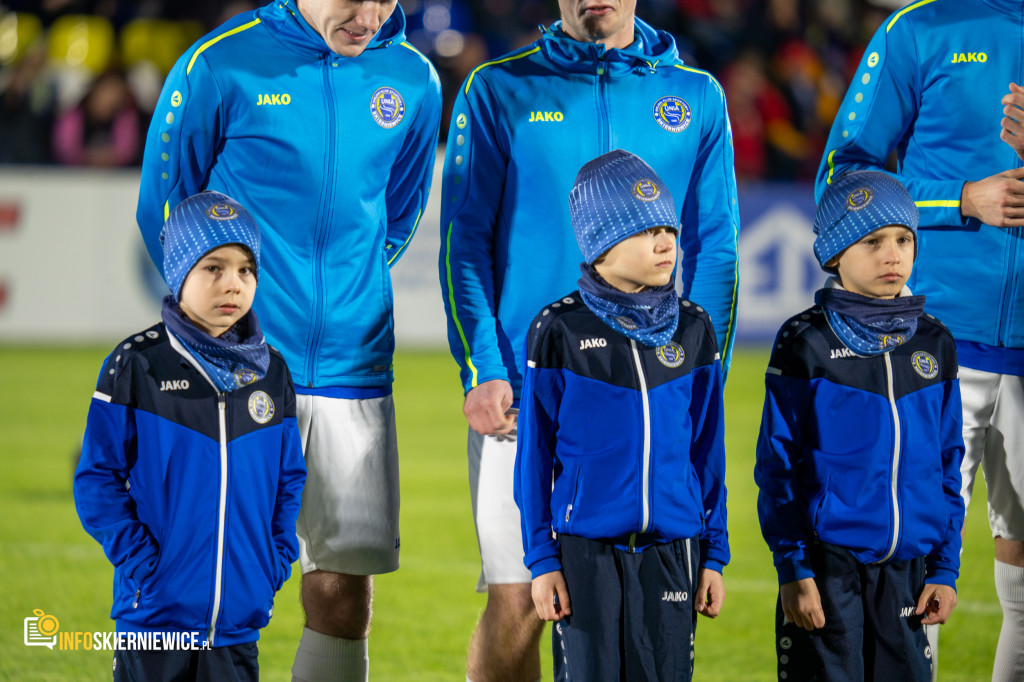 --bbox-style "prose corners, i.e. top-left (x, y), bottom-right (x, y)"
top-left (514, 295), bottom-right (729, 580)
top-left (816, 0), bottom-right (1024, 359)
top-left (440, 19), bottom-right (740, 399)
top-left (755, 307), bottom-right (965, 589)
top-left (73, 324), bottom-right (307, 646)
top-left (137, 1), bottom-right (442, 391)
